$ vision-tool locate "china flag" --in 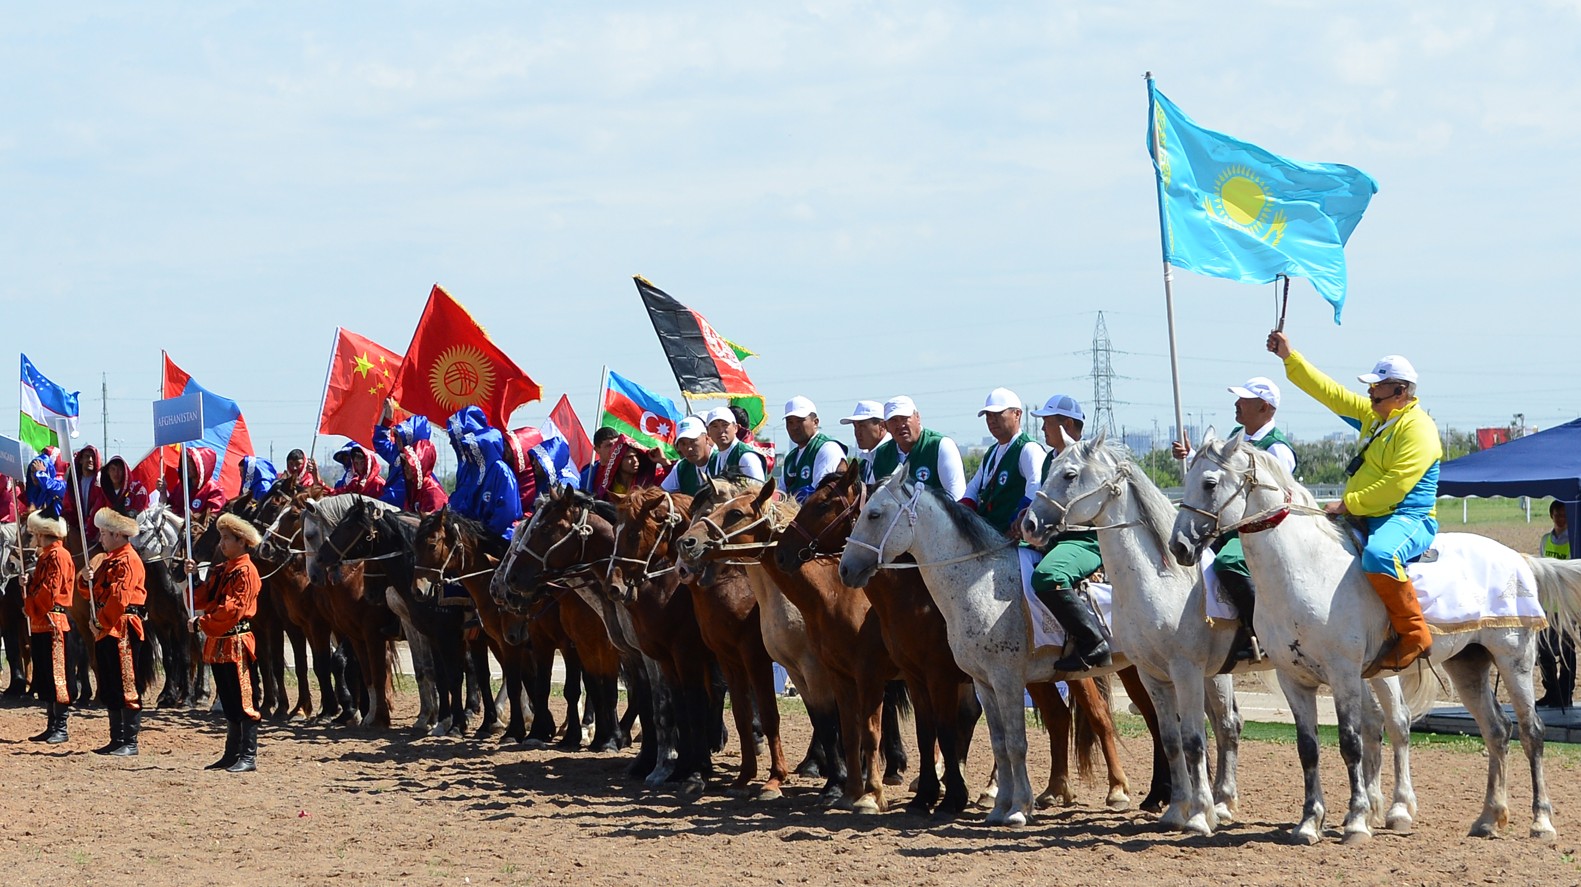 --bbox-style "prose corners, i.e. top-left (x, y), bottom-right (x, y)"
top-left (318, 328), bottom-right (404, 448)
top-left (391, 285), bottom-right (542, 428)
